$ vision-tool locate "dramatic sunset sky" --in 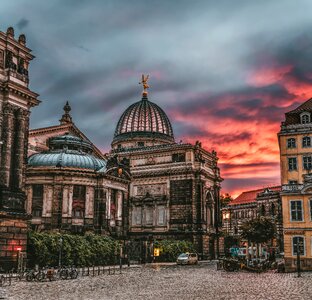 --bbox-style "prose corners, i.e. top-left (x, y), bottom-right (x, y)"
top-left (2, 0), bottom-right (312, 197)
